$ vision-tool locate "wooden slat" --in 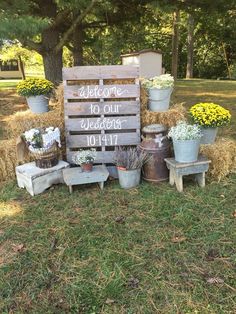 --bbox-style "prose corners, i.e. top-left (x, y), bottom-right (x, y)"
top-left (64, 101), bottom-right (140, 116)
top-left (64, 84), bottom-right (139, 100)
top-left (67, 151), bottom-right (115, 164)
top-left (65, 116), bottom-right (140, 132)
top-left (67, 132), bottom-right (140, 148)
top-left (63, 65), bottom-right (139, 80)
